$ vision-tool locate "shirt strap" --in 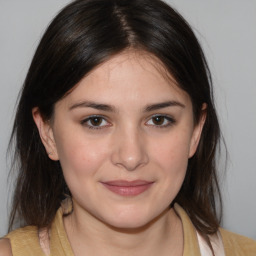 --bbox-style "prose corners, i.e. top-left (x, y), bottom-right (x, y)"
top-left (197, 230), bottom-right (225, 256)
